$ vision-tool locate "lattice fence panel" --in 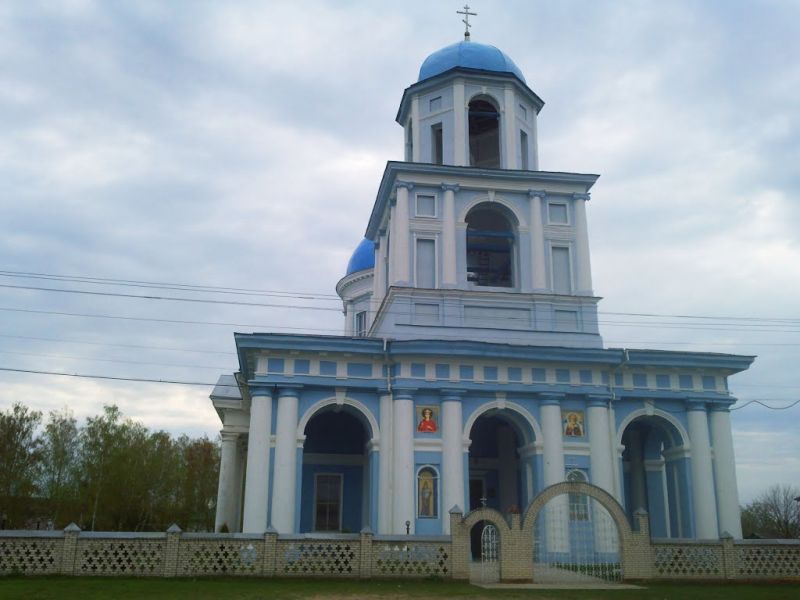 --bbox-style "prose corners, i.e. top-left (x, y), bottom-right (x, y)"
top-left (0, 538), bottom-right (60, 574)
top-left (278, 541), bottom-right (358, 576)
top-left (76, 539), bottom-right (164, 575)
top-left (653, 544), bottom-right (722, 577)
top-left (736, 545), bottom-right (800, 578)
top-left (373, 542), bottom-right (450, 577)
top-left (179, 540), bottom-right (261, 575)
